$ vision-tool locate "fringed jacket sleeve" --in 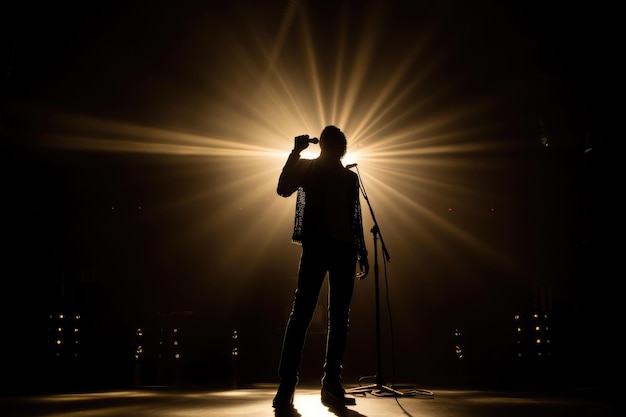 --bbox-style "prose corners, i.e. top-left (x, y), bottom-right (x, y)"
top-left (351, 176), bottom-right (368, 260)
